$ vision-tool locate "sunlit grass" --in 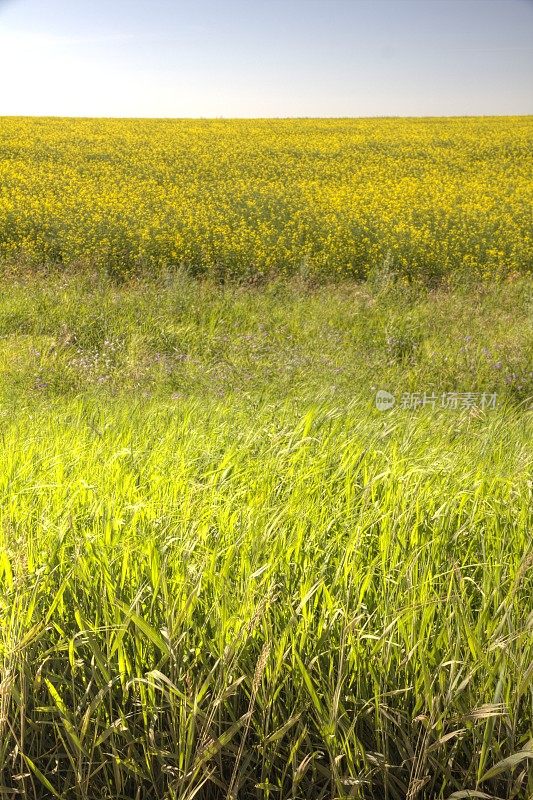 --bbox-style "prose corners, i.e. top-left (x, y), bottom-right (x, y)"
top-left (0, 274), bottom-right (531, 798)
